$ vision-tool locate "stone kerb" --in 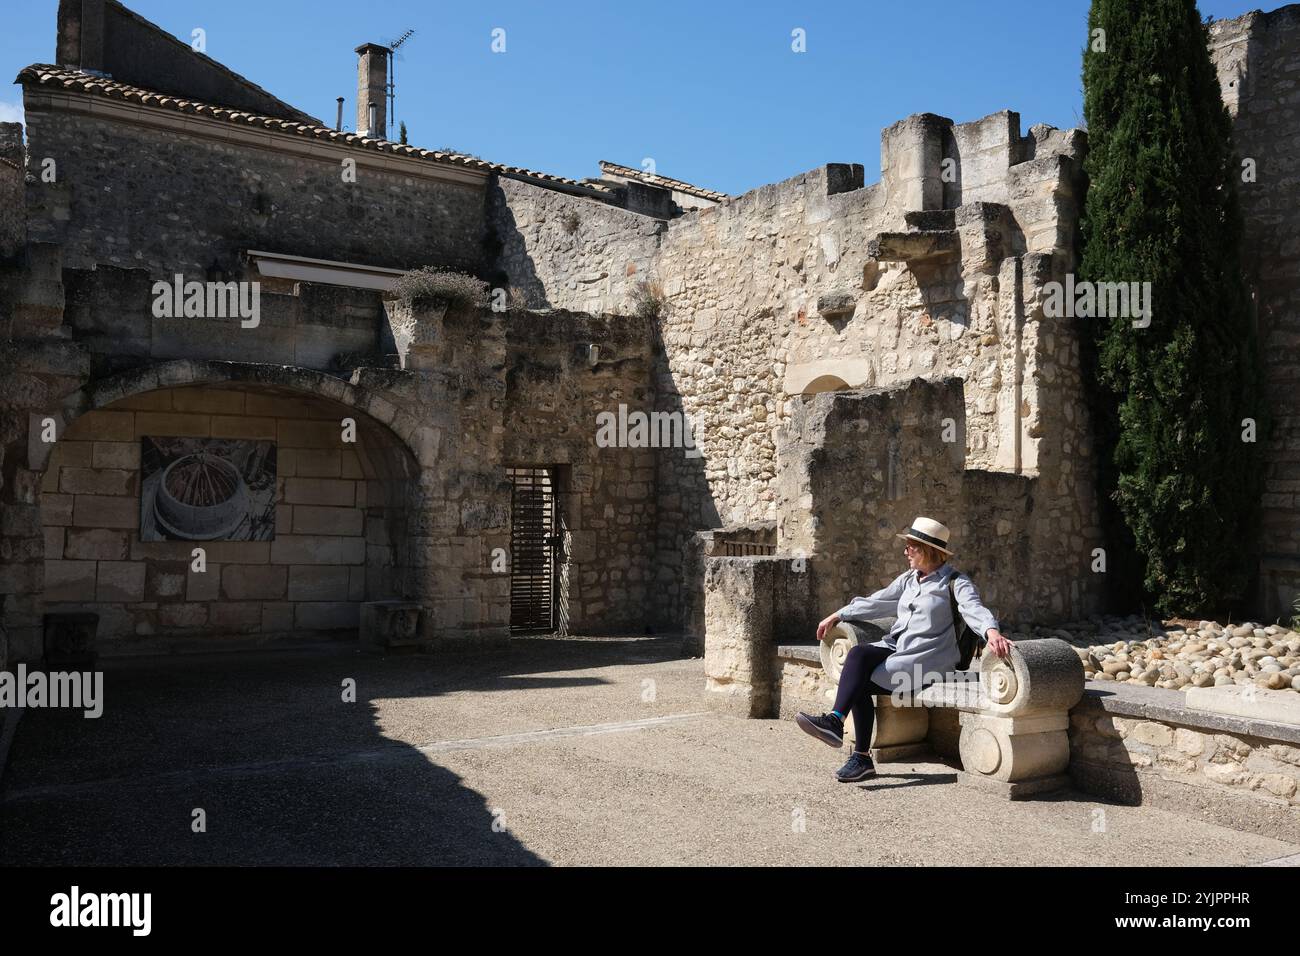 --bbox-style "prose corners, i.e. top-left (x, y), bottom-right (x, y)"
top-left (817, 624), bottom-right (1084, 798)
